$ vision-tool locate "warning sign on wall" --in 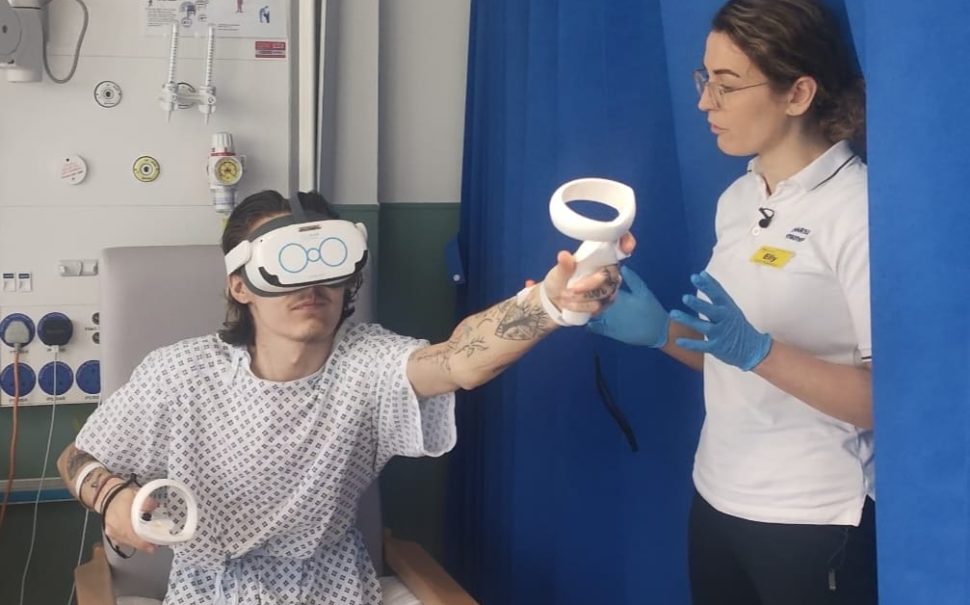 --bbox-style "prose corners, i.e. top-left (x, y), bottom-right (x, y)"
top-left (255, 40), bottom-right (287, 59)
